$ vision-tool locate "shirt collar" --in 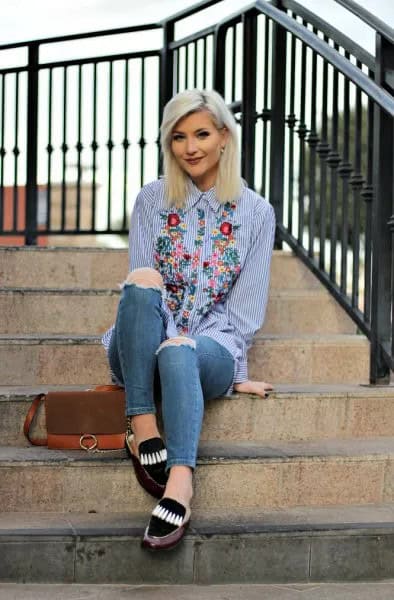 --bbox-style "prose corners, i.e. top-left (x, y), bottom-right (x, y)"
top-left (184, 180), bottom-right (222, 214)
